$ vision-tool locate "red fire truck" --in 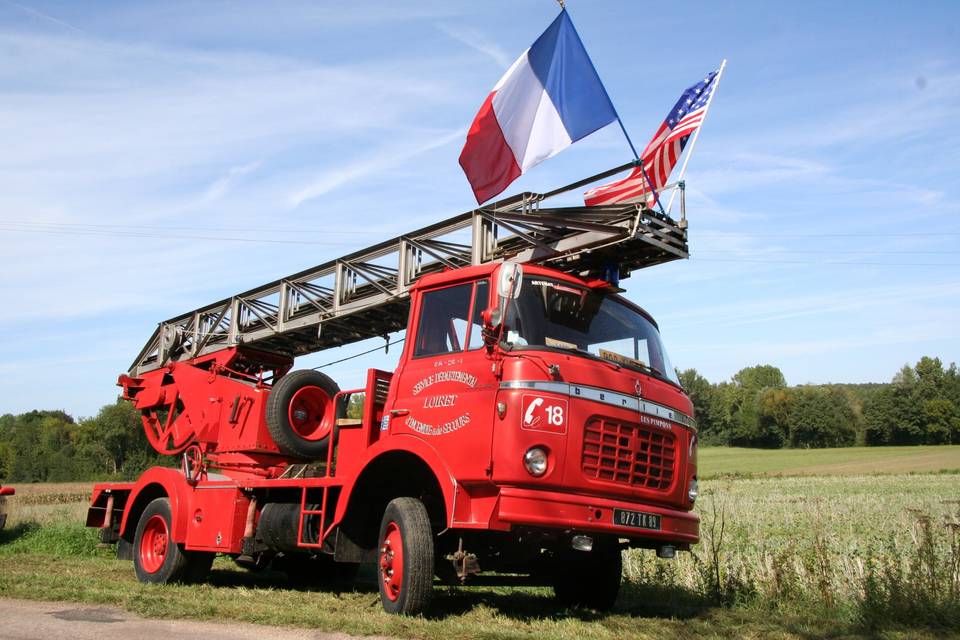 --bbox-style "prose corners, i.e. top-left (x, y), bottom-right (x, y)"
top-left (86, 164), bottom-right (699, 614)
top-left (0, 484), bottom-right (14, 530)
